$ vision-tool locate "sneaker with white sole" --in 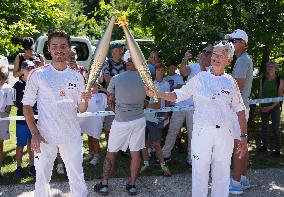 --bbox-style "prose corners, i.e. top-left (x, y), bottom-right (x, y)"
top-left (56, 163), bottom-right (65, 174)
top-left (241, 177), bottom-right (251, 190)
top-left (89, 156), bottom-right (100, 165)
top-left (229, 181), bottom-right (243, 195)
